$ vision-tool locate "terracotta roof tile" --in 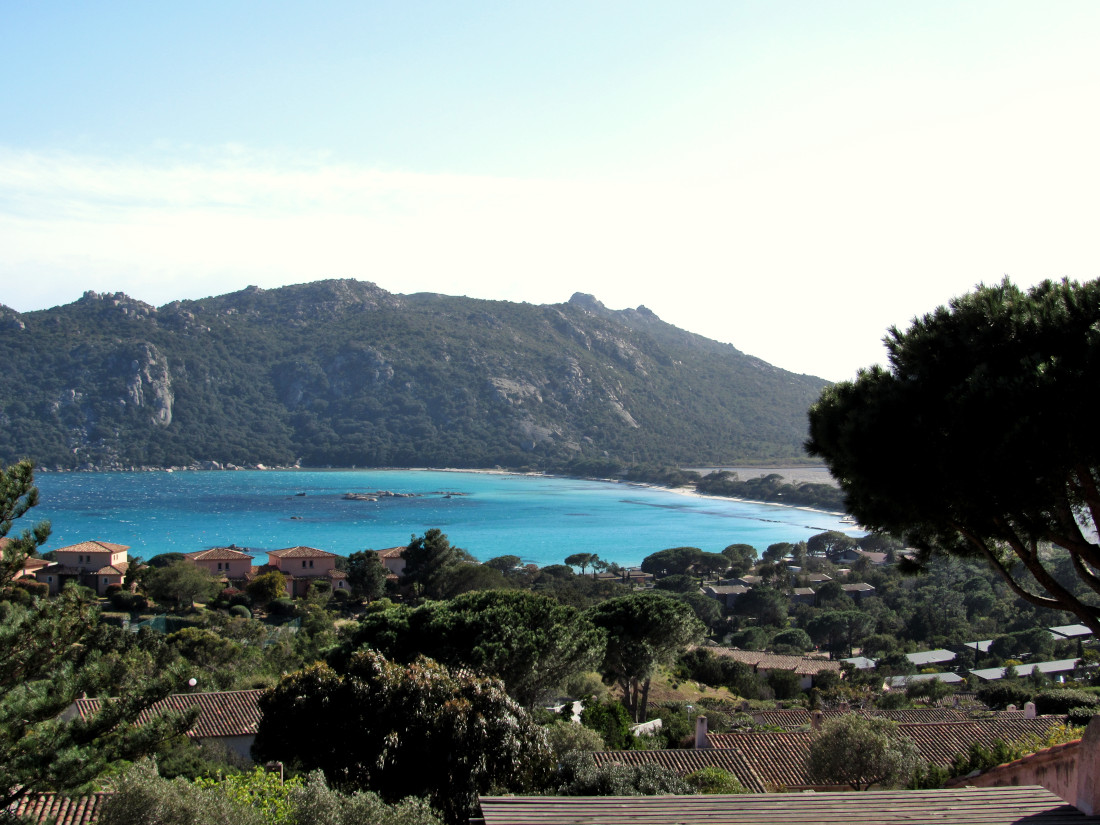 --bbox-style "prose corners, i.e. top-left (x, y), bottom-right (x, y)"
top-left (703, 730), bottom-right (814, 789)
top-left (712, 648), bottom-right (842, 676)
top-left (53, 540), bottom-right (129, 554)
top-left (751, 707), bottom-right (1009, 729)
top-left (590, 749), bottom-right (767, 792)
top-left (478, 787), bottom-right (1099, 825)
top-left (8, 793), bottom-right (110, 825)
top-left (185, 547), bottom-right (255, 561)
top-left (375, 546), bottom-right (406, 559)
top-left (74, 689), bottom-right (262, 739)
top-left (268, 546), bottom-right (337, 559)
top-left (705, 717), bottom-right (1071, 788)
